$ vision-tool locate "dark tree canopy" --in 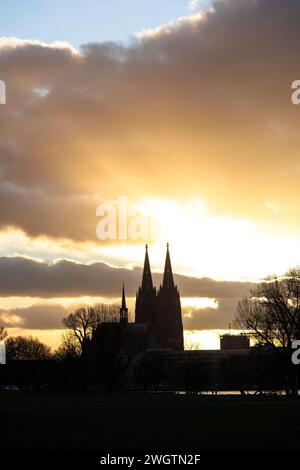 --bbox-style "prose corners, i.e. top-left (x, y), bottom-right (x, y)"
top-left (54, 332), bottom-right (81, 360)
top-left (62, 303), bottom-right (119, 356)
top-left (6, 336), bottom-right (52, 361)
top-left (234, 268), bottom-right (300, 350)
top-left (234, 268), bottom-right (300, 395)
